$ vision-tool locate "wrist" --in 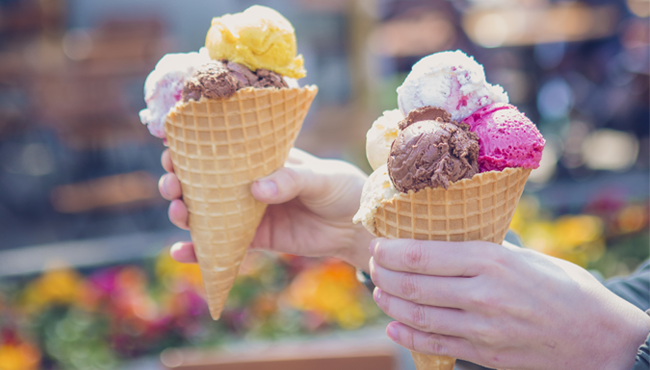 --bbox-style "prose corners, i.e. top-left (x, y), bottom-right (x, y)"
top-left (600, 306), bottom-right (650, 370)
top-left (336, 224), bottom-right (374, 272)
